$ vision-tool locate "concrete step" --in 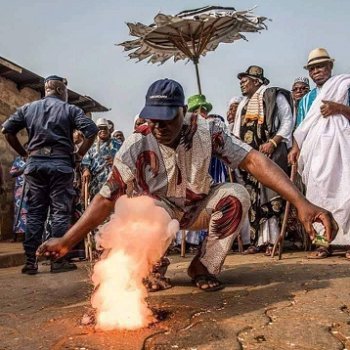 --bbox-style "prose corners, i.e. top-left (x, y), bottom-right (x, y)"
top-left (0, 242), bottom-right (25, 268)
